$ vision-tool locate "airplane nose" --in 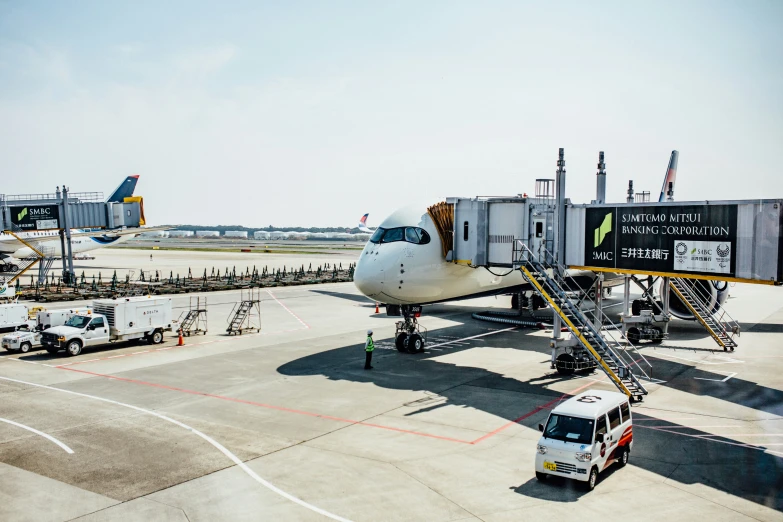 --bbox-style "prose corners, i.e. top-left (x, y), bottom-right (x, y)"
top-left (354, 258), bottom-right (383, 298)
